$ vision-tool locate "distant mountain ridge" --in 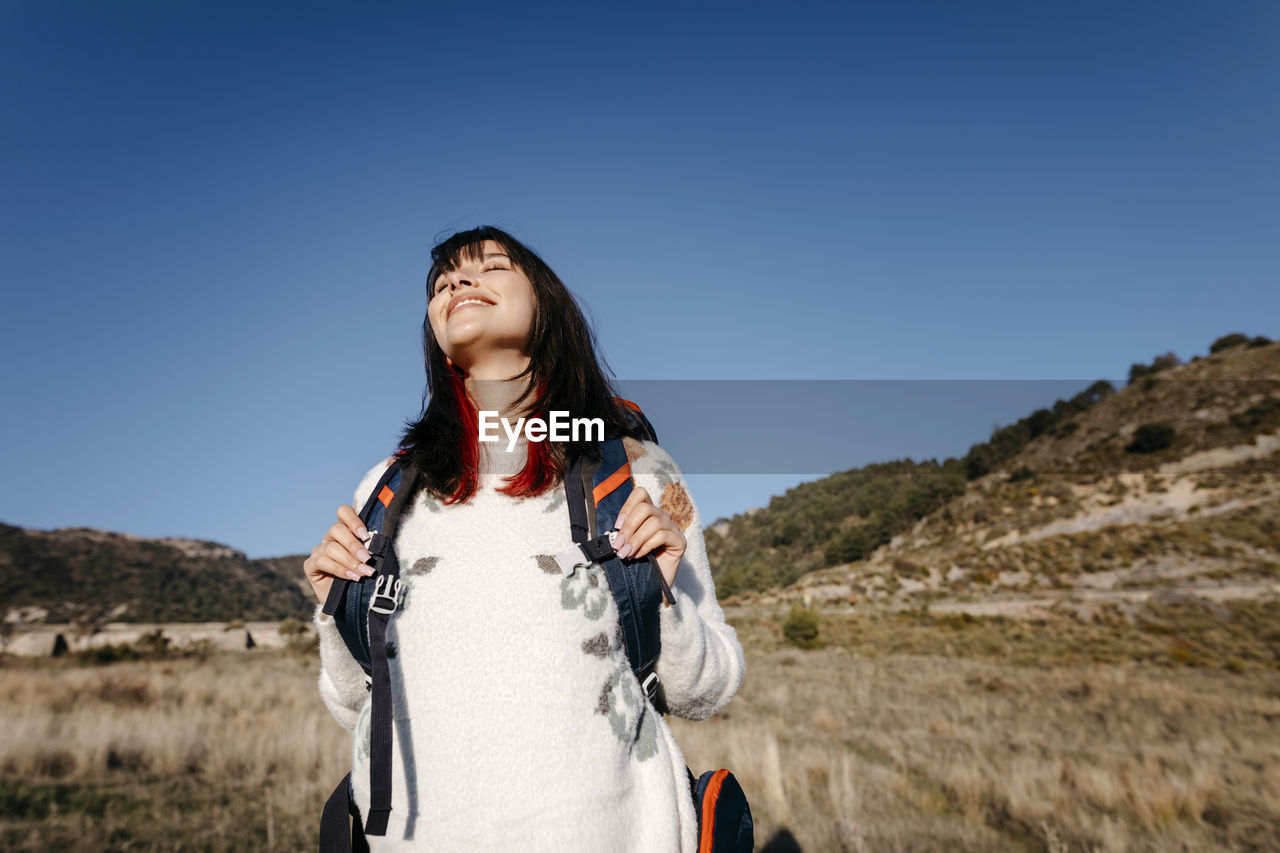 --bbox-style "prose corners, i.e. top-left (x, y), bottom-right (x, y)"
top-left (0, 523), bottom-right (314, 627)
top-left (5, 332), bottom-right (1275, 625)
